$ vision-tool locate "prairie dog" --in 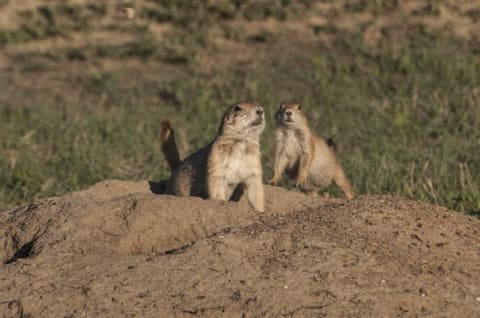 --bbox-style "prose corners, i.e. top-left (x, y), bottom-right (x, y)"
top-left (269, 102), bottom-right (354, 199)
top-left (160, 102), bottom-right (266, 212)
